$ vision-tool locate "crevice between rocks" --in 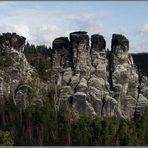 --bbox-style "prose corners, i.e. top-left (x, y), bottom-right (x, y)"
top-left (101, 97), bottom-right (106, 117)
top-left (107, 50), bottom-right (114, 91)
top-left (134, 65), bottom-right (143, 119)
